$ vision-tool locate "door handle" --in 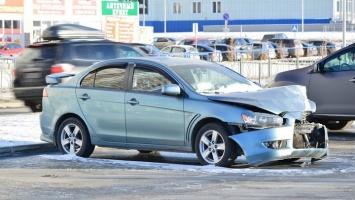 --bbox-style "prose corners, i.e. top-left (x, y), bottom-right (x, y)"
top-left (78, 93), bottom-right (90, 100)
top-left (127, 98), bottom-right (139, 105)
top-left (349, 78), bottom-right (355, 82)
